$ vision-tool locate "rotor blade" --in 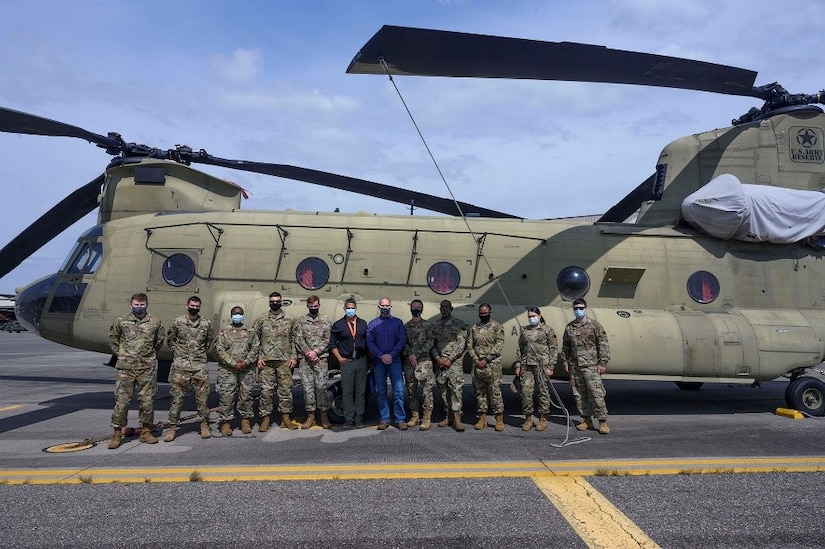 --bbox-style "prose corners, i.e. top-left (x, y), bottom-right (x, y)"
top-left (0, 106), bottom-right (121, 149)
top-left (190, 154), bottom-right (519, 218)
top-left (597, 174), bottom-right (656, 223)
top-left (348, 26), bottom-right (759, 97)
top-left (0, 175), bottom-right (103, 280)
